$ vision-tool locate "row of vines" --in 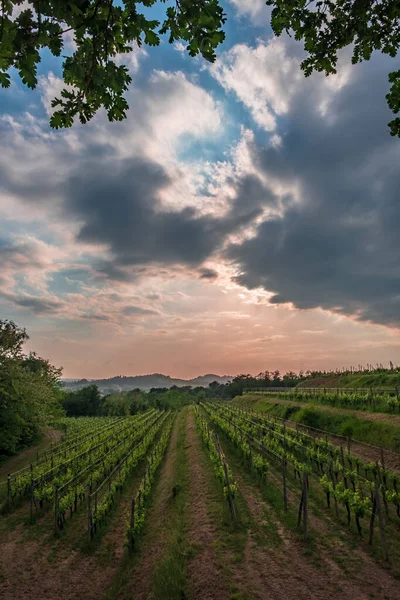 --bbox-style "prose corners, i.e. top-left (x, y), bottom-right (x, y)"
top-left (202, 401), bottom-right (400, 559)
